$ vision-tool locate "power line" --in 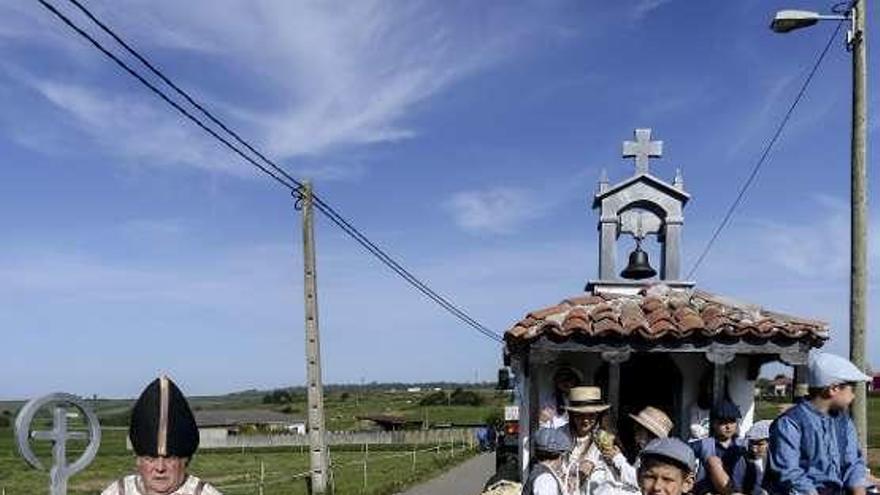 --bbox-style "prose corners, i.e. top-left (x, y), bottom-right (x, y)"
top-left (686, 20), bottom-right (844, 280)
top-left (35, 0), bottom-right (297, 191)
top-left (56, 0), bottom-right (499, 342)
top-left (58, 0), bottom-right (501, 343)
top-left (36, 0), bottom-right (503, 344)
